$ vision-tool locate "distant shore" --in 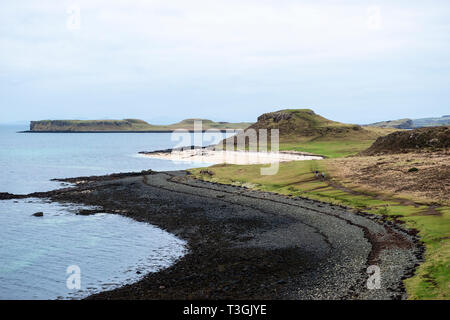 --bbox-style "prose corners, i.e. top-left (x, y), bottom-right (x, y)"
top-left (18, 130), bottom-right (239, 133)
top-left (25, 118), bottom-right (253, 133)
